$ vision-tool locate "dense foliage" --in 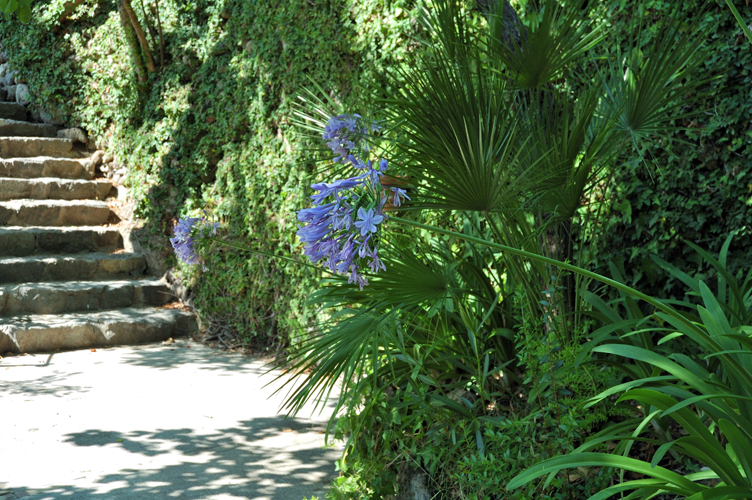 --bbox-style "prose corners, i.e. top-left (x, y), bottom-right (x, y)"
top-left (592, 0), bottom-right (752, 299)
top-left (0, 0), bottom-right (421, 344)
top-left (4, 0), bottom-right (752, 499)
